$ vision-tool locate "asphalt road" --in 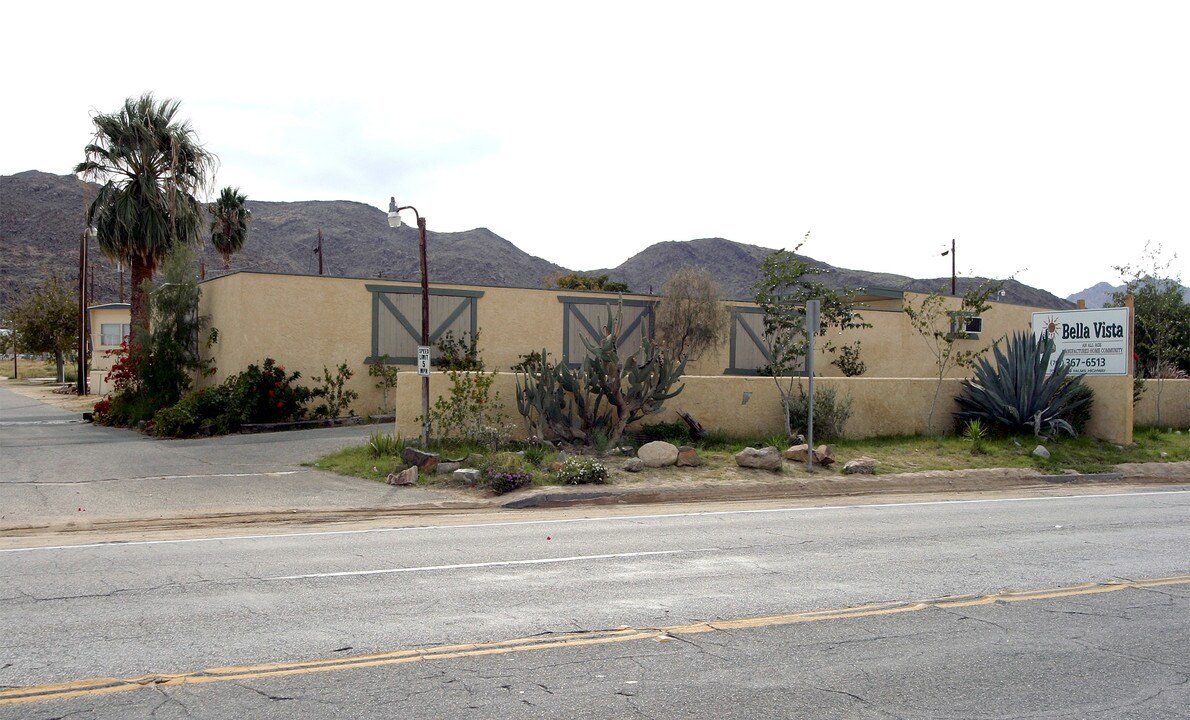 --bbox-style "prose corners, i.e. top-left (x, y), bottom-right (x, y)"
top-left (2, 488), bottom-right (1187, 718)
top-left (0, 386), bottom-right (451, 526)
